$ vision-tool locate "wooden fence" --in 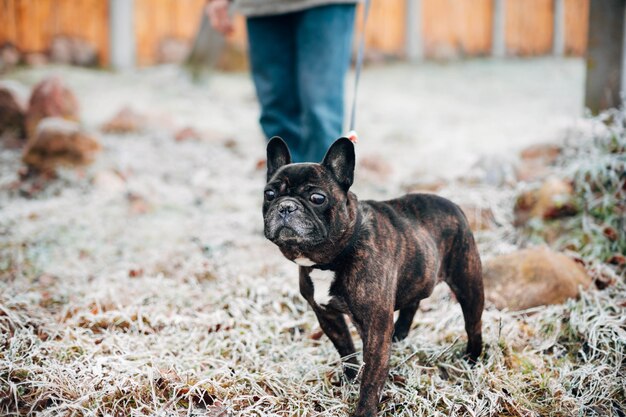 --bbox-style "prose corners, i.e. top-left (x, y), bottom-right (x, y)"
top-left (0, 0), bottom-right (109, 63)
top-left (0, 0), bottom-right (590, 67)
